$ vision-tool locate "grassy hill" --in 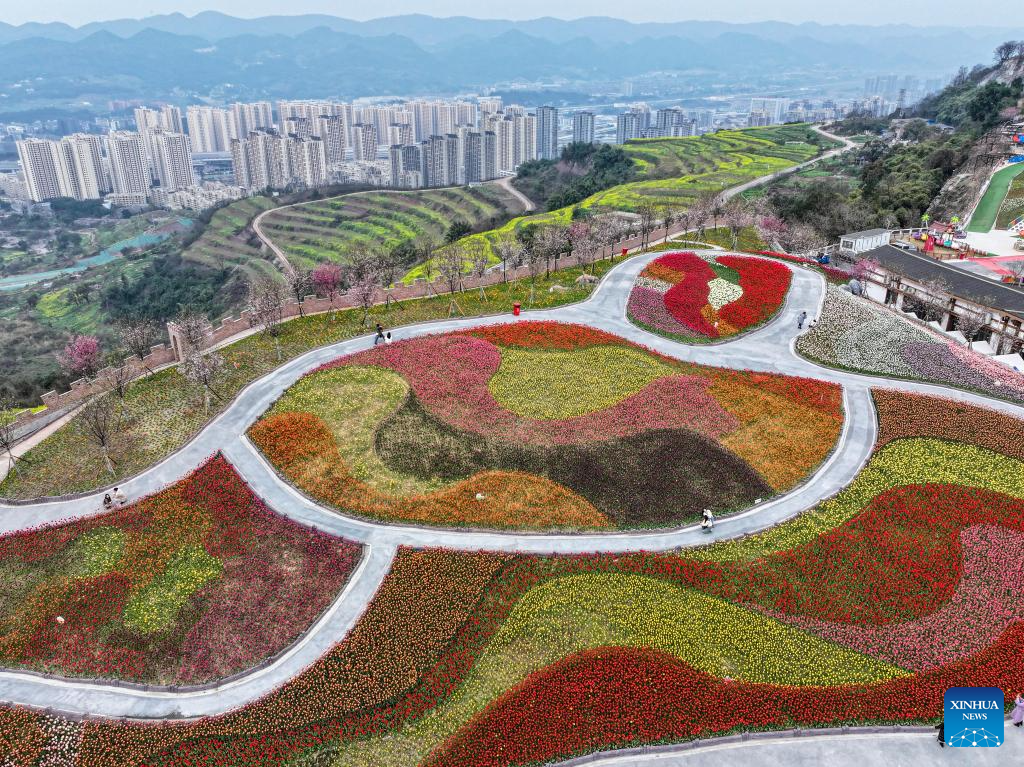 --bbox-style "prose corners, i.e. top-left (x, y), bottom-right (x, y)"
top-left (403, 124), bottom-right (828, 282)
top-left (179, 196), bottom-right (281, 281)
top-left (256, 185), bottom-right (527, 271)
